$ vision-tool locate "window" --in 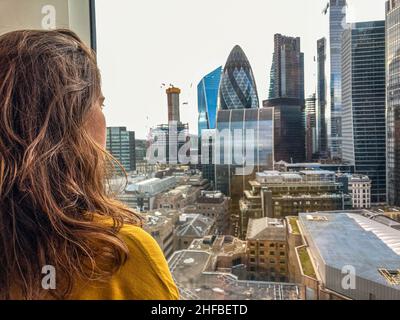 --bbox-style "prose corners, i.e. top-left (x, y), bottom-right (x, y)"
top-left (378, 268), bottom-right (400, 285)
top-left (2, 0), bottom-right (381, 303)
